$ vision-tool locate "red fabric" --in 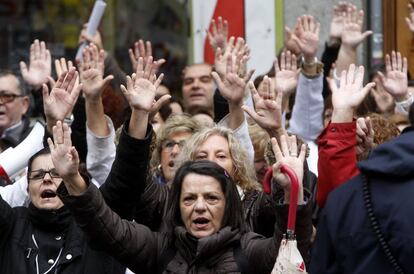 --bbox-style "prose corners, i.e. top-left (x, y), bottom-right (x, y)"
top-left (0, 165), bottom-right (10, 184)
top-left (316, 121), bottom-right (360, 208)
top-left (280, 165), bottom-right (299, 232)
top-left (203, 0), bottom-right (245, 64)
top-left (262, 167), bottom-right (273, 194)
